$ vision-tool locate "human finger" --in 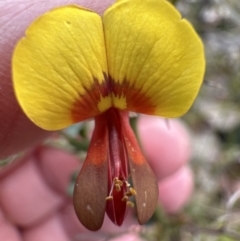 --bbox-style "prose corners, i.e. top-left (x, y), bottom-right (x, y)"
top-left (137, 115), bottom-right (191, 180)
